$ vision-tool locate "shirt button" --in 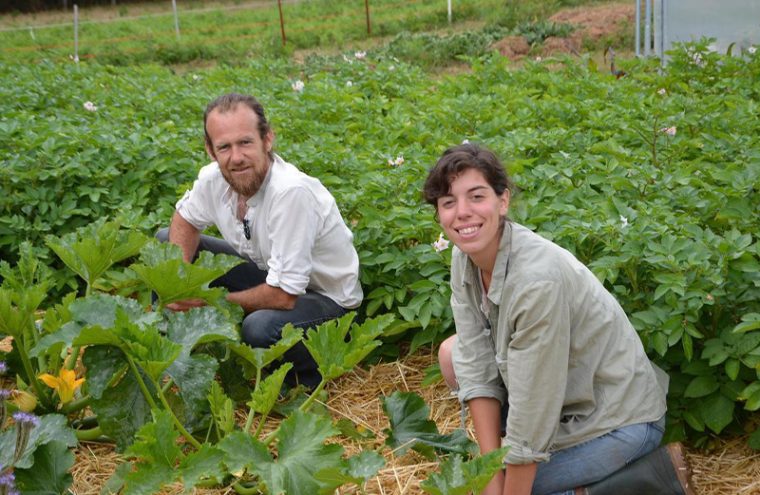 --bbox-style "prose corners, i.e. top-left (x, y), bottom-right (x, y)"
top-left (483, 328), bottom-right (491, 337)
